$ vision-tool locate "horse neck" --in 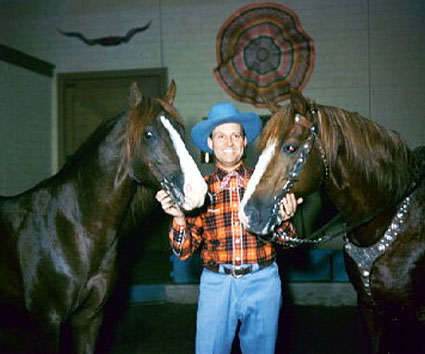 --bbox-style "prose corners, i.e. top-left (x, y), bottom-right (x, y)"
top-left (68, 117), bottom-right (137, 230)
top-left (320, 107), bottom-right (414, 242)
